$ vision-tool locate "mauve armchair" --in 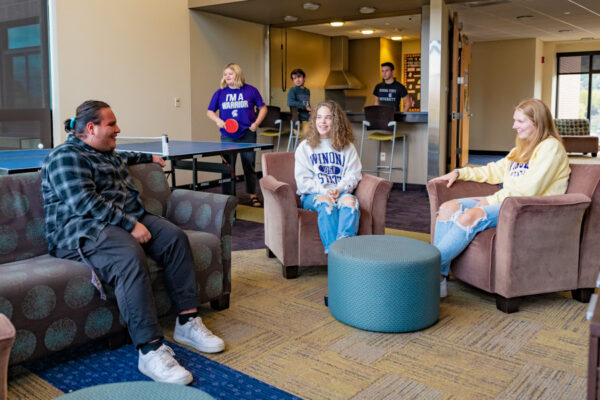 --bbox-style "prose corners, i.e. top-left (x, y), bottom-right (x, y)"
top-left (0, 314), bottom-right (15, 400)
top-left (260, 152), bottom-right (393, 278)
top-left (427, 163), bottom-right (600, 313)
